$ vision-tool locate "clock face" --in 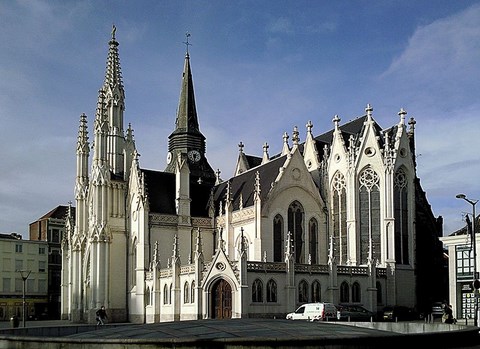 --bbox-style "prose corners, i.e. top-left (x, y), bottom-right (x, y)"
top-left (188, 150), bottom-right (201, 163)
top-left (166, 152), bottom-right (172, 164)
